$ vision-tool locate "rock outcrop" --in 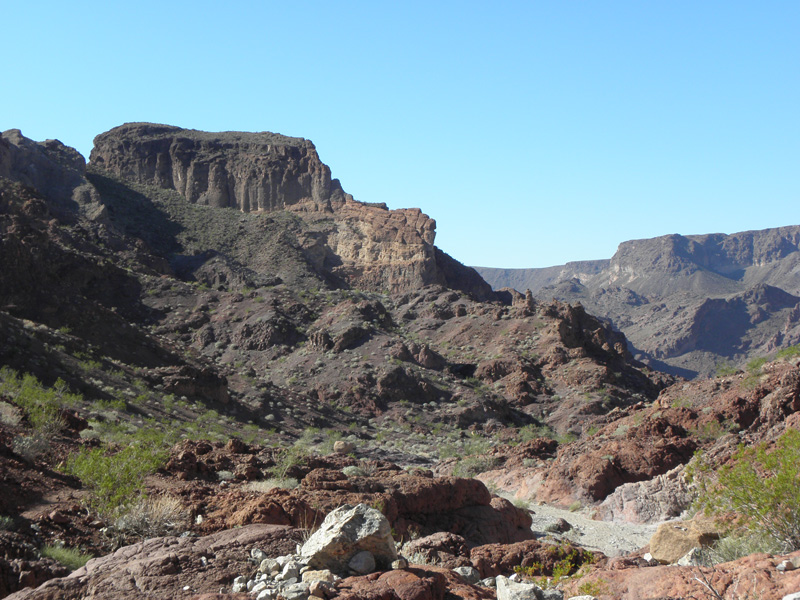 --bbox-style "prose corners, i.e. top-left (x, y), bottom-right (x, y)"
top-left (90, 123), bottom-right (494, 298)
top-left (1, 129), bottom-right (103, 219)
